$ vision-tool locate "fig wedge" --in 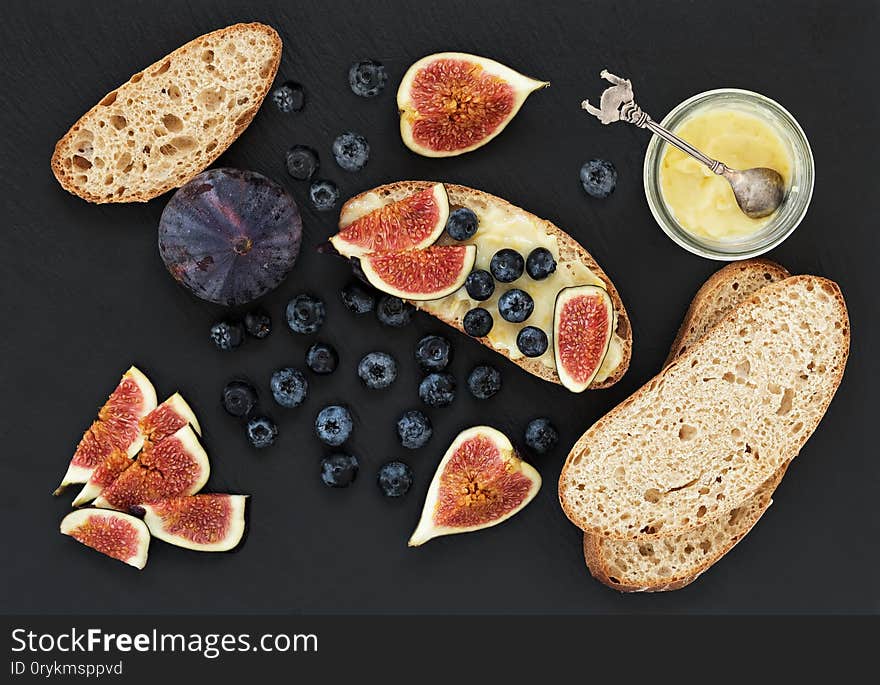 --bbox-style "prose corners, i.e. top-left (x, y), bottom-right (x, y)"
top-left (360, 245), bottom-right (476, 300)
top-left (60, 509), bottom-right (150, 570)
top-left (136, 494), bottom-right (247, 552)
top-left (409, 426), bottom-right (541, 546)
top-left (553, 285), bottom-right (614, 393)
